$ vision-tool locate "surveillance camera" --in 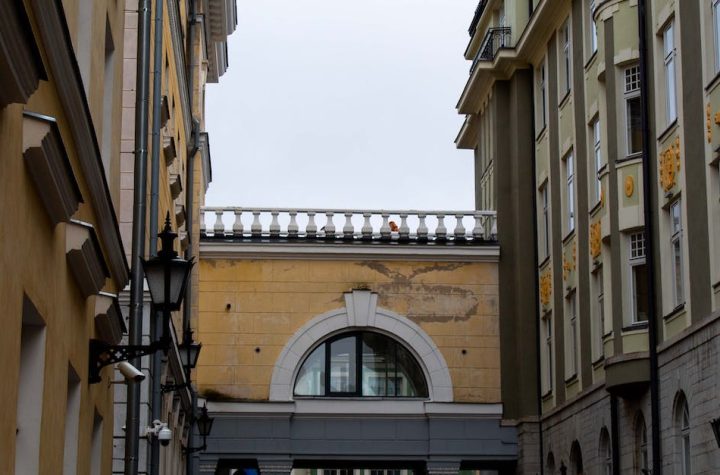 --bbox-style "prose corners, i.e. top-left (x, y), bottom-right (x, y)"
top-left (117, 361), bottom-right (145, 382)
top-left (158, 426), bottom-right (172, 446)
